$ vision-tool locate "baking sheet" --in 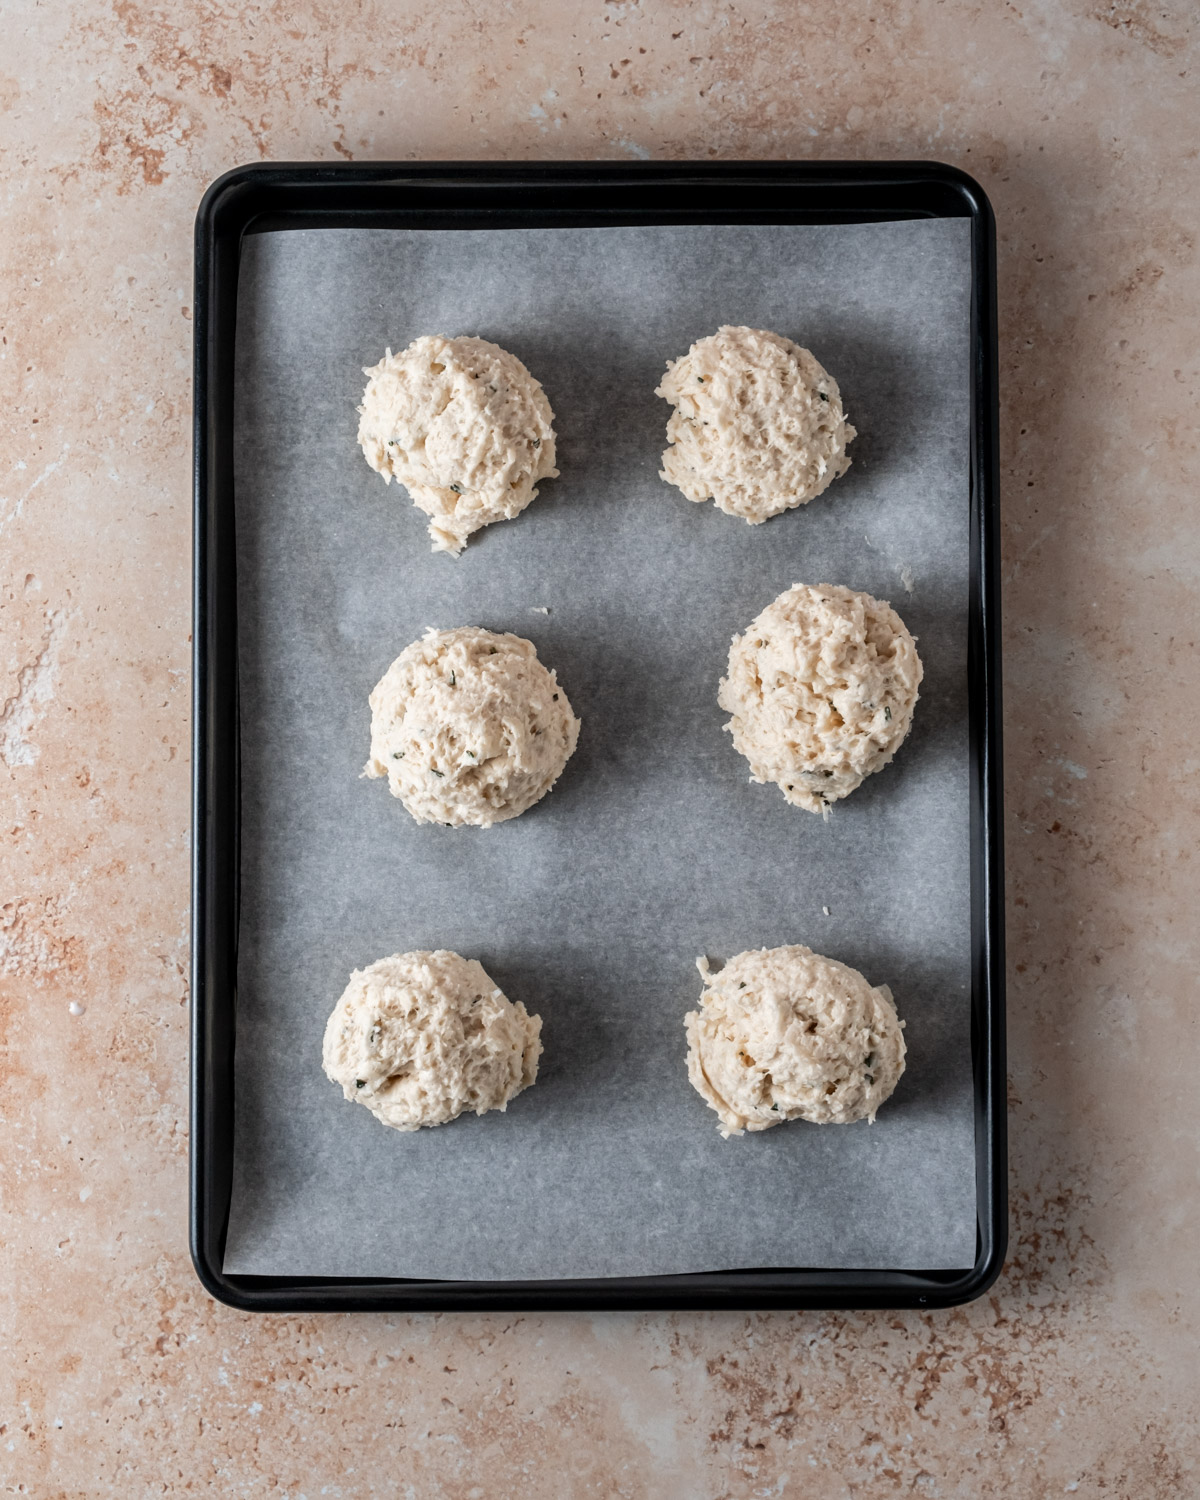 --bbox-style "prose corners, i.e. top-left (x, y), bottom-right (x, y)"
top-left (223, 219), bottom-right (977, 1280)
